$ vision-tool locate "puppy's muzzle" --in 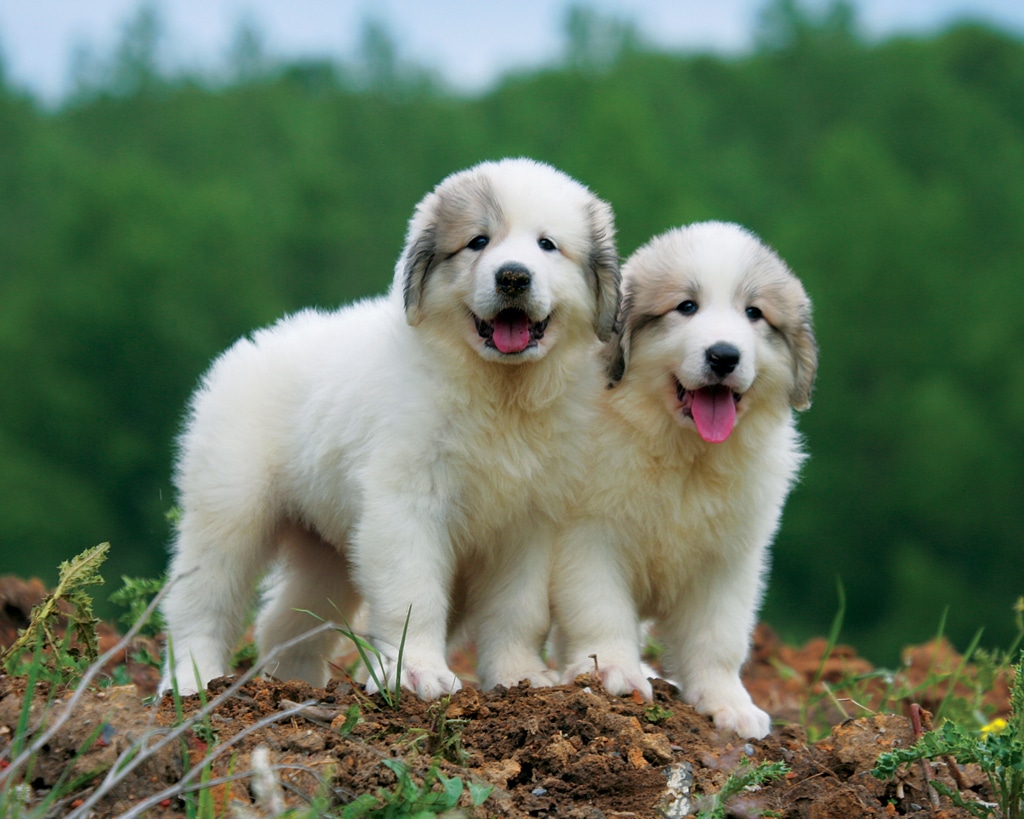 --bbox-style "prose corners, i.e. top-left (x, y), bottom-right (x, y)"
top-left (475, 262), bottom-right (549, 355)
top-left (495, 263), bottom-right (532, 297)
top-left (706, 342), bottom-right (741, 378)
